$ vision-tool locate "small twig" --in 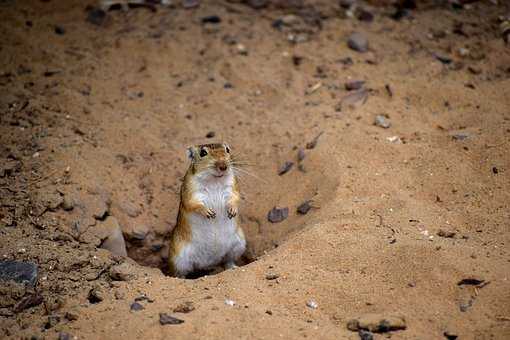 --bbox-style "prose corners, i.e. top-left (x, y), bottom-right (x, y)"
top-left (28, 169), bottom-right (59, 187)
